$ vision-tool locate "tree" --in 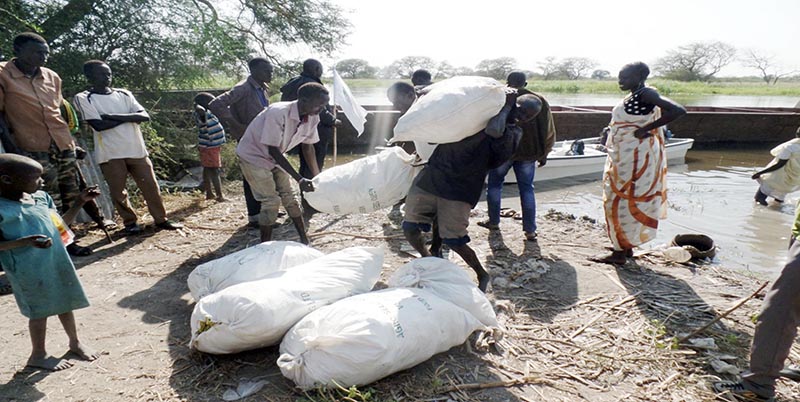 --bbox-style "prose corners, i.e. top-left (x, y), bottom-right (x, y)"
top-left (654, 41), bottom-right (736, 81)
top-left (386, 56), bottom-right (436, 79)
top-left (454, 66), bottom-right (475, 76)
top-left (0, 0), bottom-right (351, 92)
top-left (557, 57), bottom-right (598, 80)
top-left (474, 57), bottom-right (516, 80)
top-left (591, 69), bottom-right (611, 80)
top-left (335, 59), bottom-right (377, 78)
top-left (435, 61), bottom-right (456, 79)
top-left (741, 49), bottom-right (796, 85)
top-left (538, 56), bottom-right (560, 80)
